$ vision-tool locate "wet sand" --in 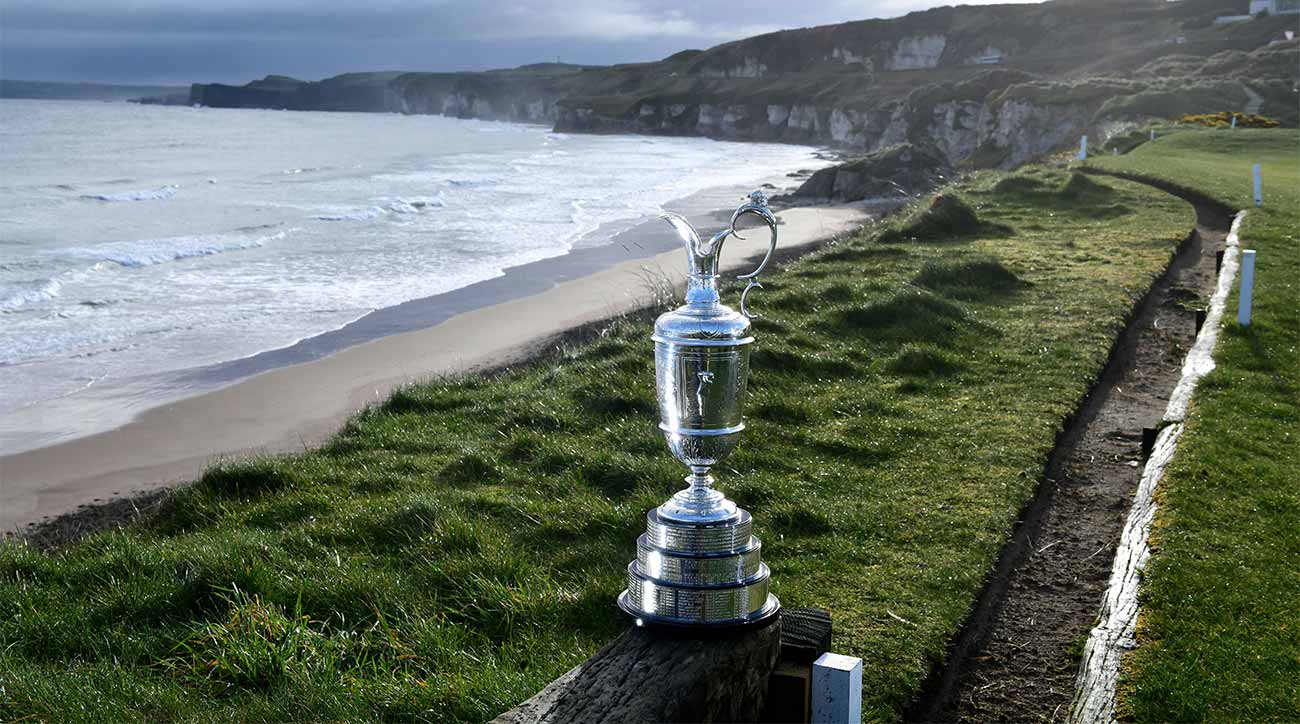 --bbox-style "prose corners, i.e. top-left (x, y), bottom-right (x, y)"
top-left (1, 204), bottom-right (869, 532)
